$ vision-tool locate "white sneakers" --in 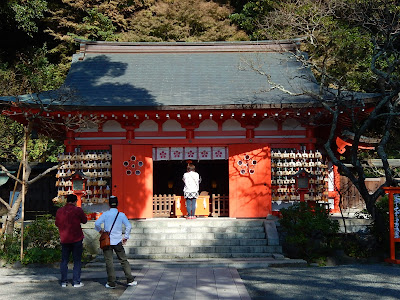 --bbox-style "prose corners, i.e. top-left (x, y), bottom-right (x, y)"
top-left (106, 280), bottom-right (137, 288)
top-left (62, 282), bottom-right (84, 288)
top-left (105, 283), bottom-right (116, 289)
top-left (73, 282), bottom-right (84, 288)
